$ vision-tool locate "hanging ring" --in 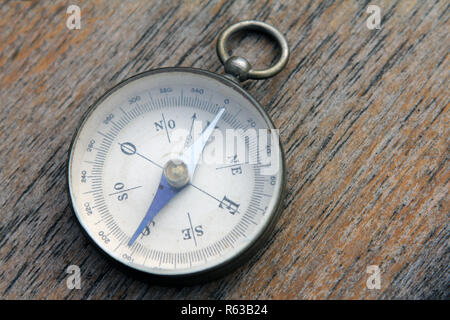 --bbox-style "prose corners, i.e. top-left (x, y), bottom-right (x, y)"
top-left (216, 20), bottom-right (290, 81)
